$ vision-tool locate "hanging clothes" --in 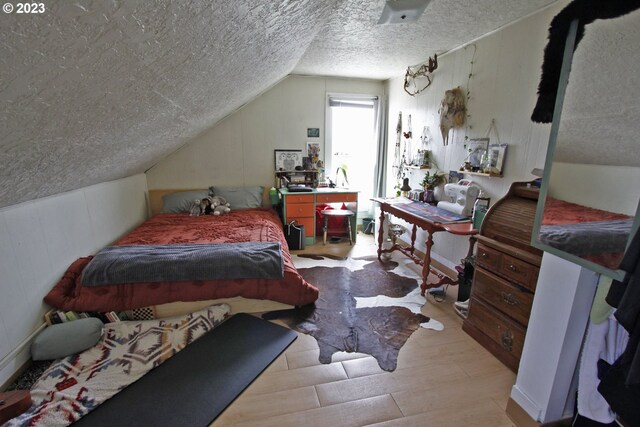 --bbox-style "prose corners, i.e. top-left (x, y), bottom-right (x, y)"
top-left (598, 227), bottom-right (640, 426)
top-left (577, 312), bottom-right (628, 423)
